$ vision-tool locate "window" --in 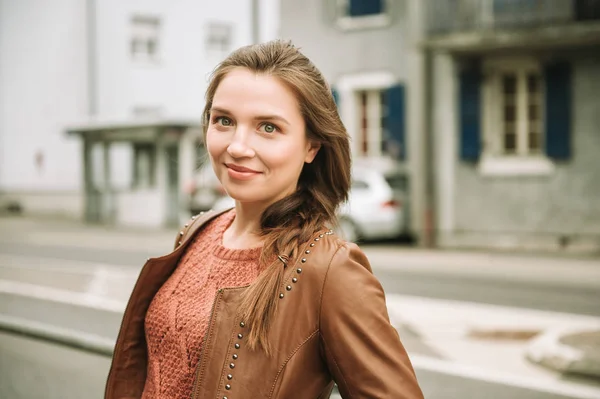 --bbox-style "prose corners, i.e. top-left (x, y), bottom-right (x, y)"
top-left (348, 0), bottom-right (384, 16)
top-left (337, 72), bottom-right (405, 161)
top-left (351, 180), bottom-right (370, 190)
top-left (132, 144), bottom-right (156, 188)
top-left (131, 16), bottom-right (161, 63)
top-left (357, 89), bottom-right (385, 157)
top-left (356, 86), bottom-right (404, 159)
top-left (460, 58), bottom-right (571, 175)
top-left (337, 0), bottom-right (390, 30)
top-left (384, 174), bottom-right (408, 191)
top-left (484, 59), bottom-right (544, 157)
top-left (206, 22), bottom-right (233, 59)
top-left (575, 0), bottom-right (600, 21)
top-left (476, 57), bottom-right (558, 176)
top-left (195, 139), bottom-right (208, 170)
